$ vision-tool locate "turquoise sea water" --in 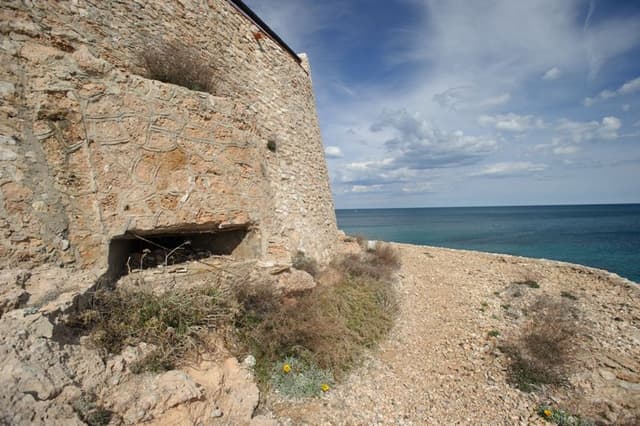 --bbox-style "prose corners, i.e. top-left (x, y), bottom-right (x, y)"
top-left (335, 204), bottom-right (640, 284)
